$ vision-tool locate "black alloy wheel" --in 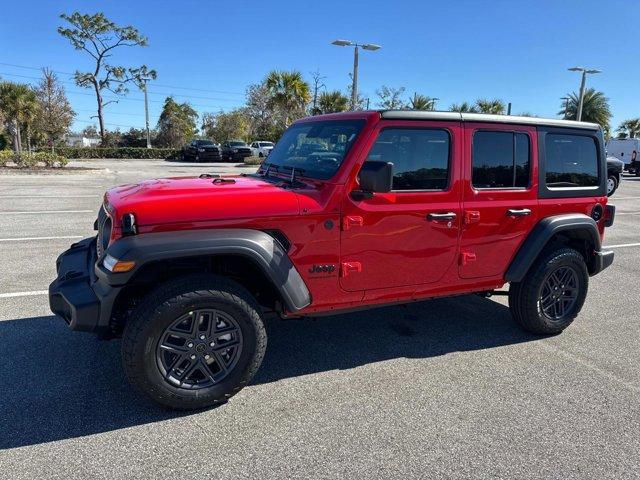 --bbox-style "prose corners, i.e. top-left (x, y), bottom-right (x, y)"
top-left (538, 266), bottom-right (579, 321)
top-left (156, 309), bottom-right (243, 389)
